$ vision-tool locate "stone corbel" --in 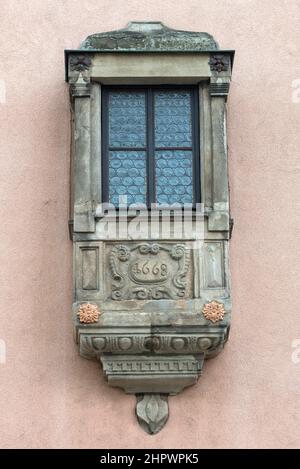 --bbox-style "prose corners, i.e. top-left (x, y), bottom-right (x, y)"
top-left (76, 321), bottom-right (227, 434)
top-left (75, 312), bottom-right (229, 435)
